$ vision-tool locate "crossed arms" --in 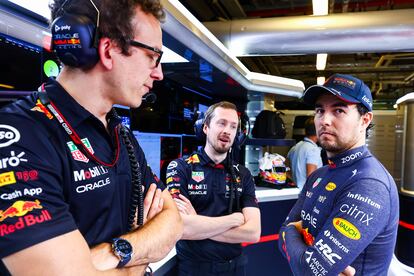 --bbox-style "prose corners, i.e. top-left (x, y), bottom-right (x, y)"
top-left (174, 194), bottom-right (261, 244)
